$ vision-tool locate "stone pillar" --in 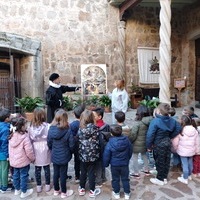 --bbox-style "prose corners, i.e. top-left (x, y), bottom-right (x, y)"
top-left (117, 20), bottom-right (126, 81)
top-left (159, 0), bottom-right (171, 104)
top-left (32, 50), bottom-right (43, 98)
